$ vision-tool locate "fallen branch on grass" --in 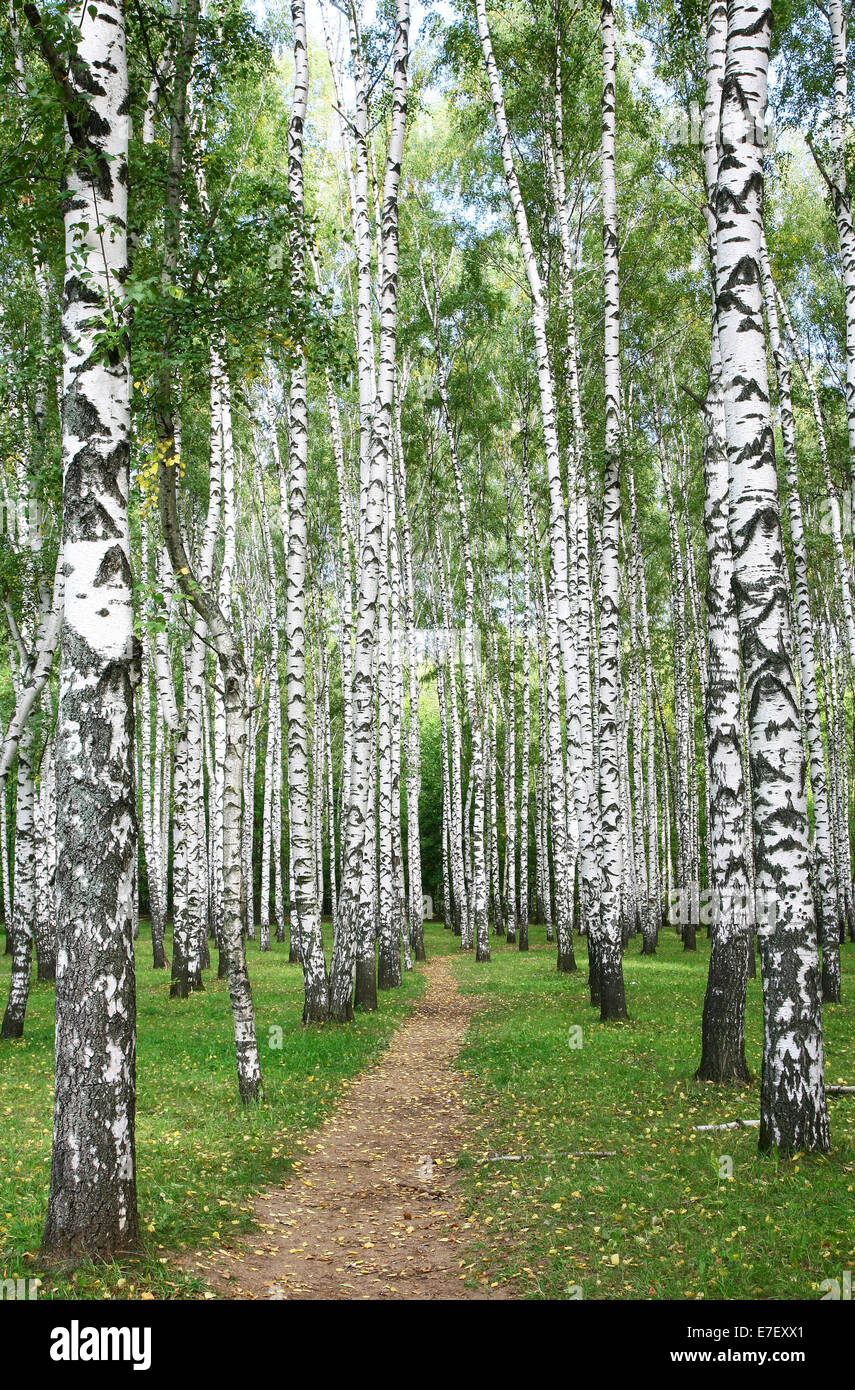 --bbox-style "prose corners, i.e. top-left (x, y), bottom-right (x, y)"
top-left (693, 1088), bottom-right (855, 1135)
top-left (692, 1119), bottom-right (761, 1133)
top-left (484, 1150), bottom-right (617, 1162)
